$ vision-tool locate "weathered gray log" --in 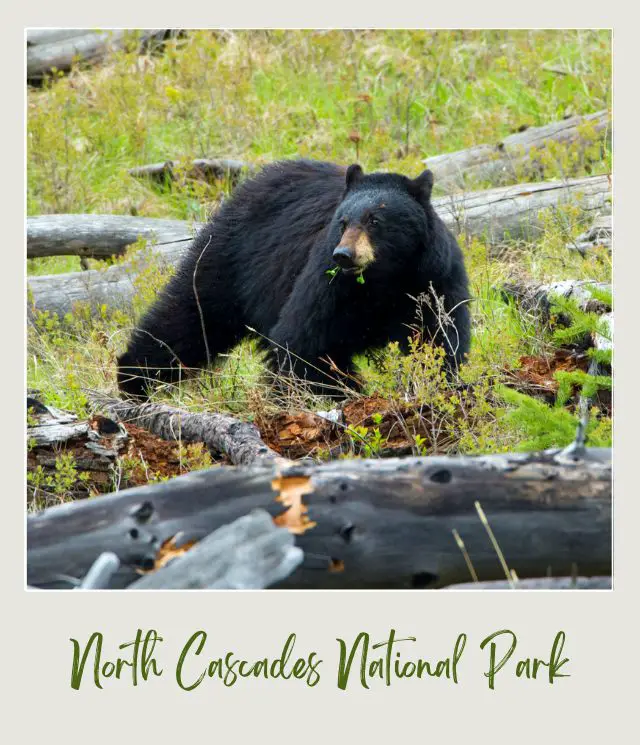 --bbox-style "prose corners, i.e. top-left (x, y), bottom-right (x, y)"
top-left (27, 447), bottom-right (611, 590)
top-left (77, 552), bottom-right (121, 589)
top-left (594, 313), bottom-right (613, 352)
top-left (27, 397), bottom-right (89, 447)
top-left (424, 110), bottom-right (610, 190)
top-left (27, 214), bottom-right (200, 259)
top-left (432, 174), bottom-right (610, 246)
top-left (27, 237), bottom-right (189, 319)
top-left (567, 214), bottom-right (612, 255)
top-left (27, 175), bottom-right (611, 319)
top-left (27, 30), bottom-right (93, 46)
top-left (128, 158), bottom-right (254, 184)
top-left (130, 510), bottom-right (303, 589)
top-left (27, 29), bottom-right (166, 80)
top-left (90, 392), bottom-right (281, 467)
top-left (503, 279), bottom-right (611, 319)
top-left (447, 576), bottom-right (611, 590)
top-left (27, 397), bottom-right (130, 503)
